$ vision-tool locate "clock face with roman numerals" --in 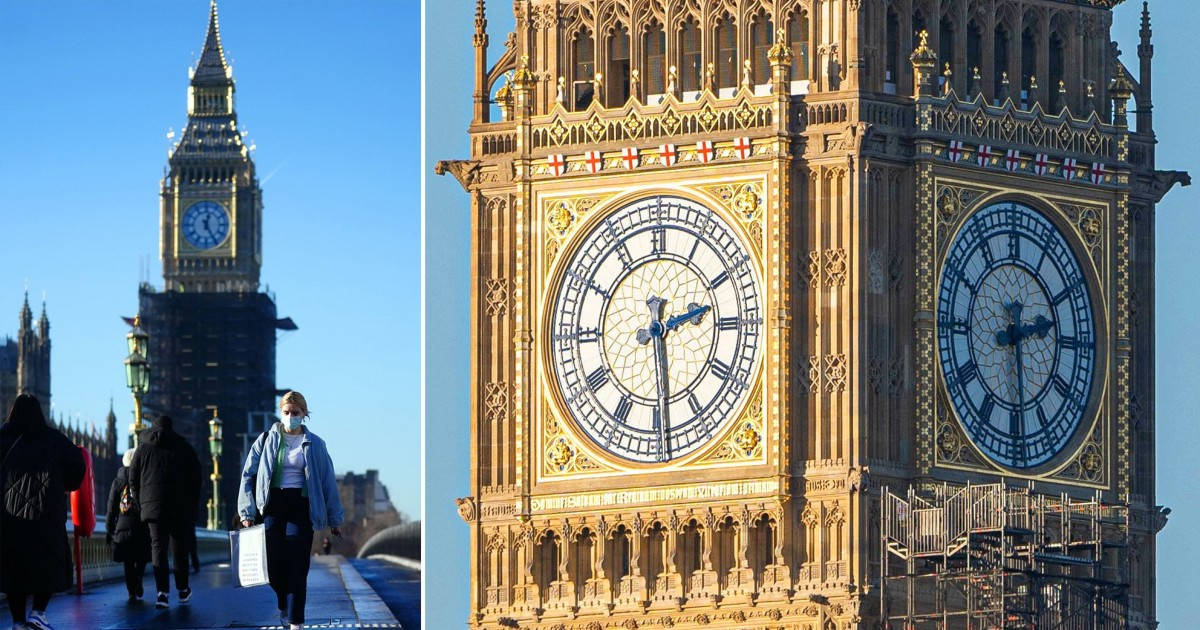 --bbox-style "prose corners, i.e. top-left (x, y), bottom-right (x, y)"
top-left (937, 200), bottom-right (1096, 469)
top-left (549, 195), bottom-right (762, 463)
